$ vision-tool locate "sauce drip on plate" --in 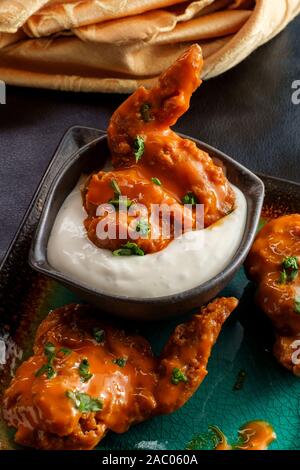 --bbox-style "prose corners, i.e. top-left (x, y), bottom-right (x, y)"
top-left (214, 421), bottom-right (276, 451)
top-left (187, 421), bottom-right (276, 450)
